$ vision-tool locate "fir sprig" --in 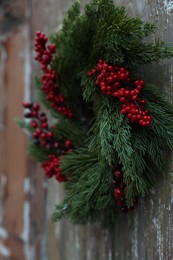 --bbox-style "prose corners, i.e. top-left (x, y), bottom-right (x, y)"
top-left (53, 147), bottom-right (116, 225)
